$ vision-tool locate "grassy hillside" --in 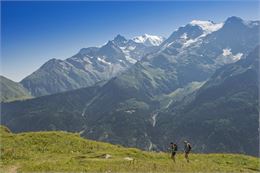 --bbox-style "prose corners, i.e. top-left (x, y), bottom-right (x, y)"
top-left (0, 76), bottom-right (32, 103)
top-left (0, 126), bottom-right (259, 173)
